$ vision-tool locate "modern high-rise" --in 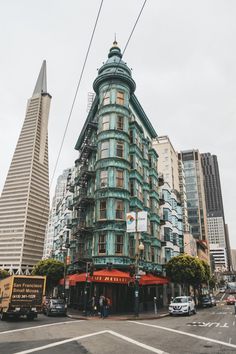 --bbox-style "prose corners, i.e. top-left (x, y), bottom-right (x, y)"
top-left (178, 150), bottom-right (209, 262)
top-left (0, 61), bottom-right (51, 273)
top-left (201, 153), bottom-right (231, 271)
